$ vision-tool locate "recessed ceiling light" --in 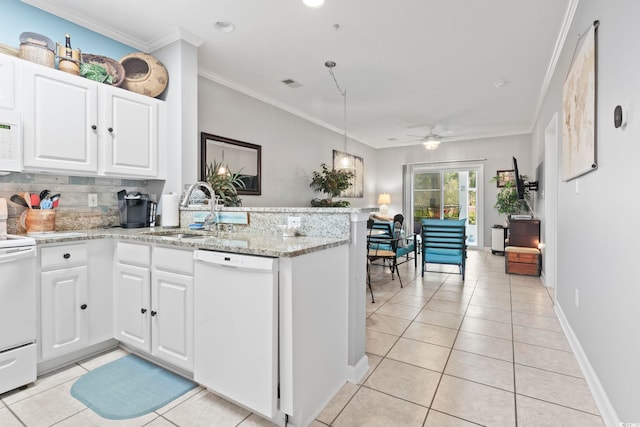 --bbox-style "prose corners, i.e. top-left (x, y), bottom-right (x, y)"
top-left (303, 0), bottom-right (325, 8)
top-left (214, 20), bottom-right (235, 33)
top-left (493, 79), bottom-right (508, 88)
